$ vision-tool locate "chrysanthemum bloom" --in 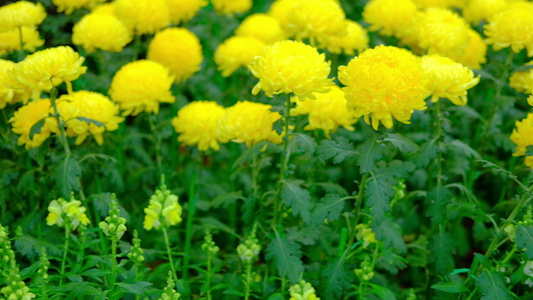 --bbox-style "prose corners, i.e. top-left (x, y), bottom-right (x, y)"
top-left (447, 29), bottom-right (487, 69)
top-left (362, 0), bottom-right (418, 38)
top-left (91, 3), bottom-right (115, 14)
top-left (0, 26), bottom-right (44, 56)
top-left (52, 0), bottom-right (105, 15)
top-left (291, 86), bottom-right (357, 138)
top-left (528, 95), bottom-right (533, 108)
top-left (165, 0), bottom-right (207, 24)
top-left (147, 28), bottom-right (203, 84)
top-left (0, 59), bottom-right (28, 108)
top-left (72, 13), bottom-right (132, 54)
top-left (510, 112), bottom-right (533, 169)
top-left (0, 1), bottom-right (46, 31)
top-left (211, 0), bottom-right (252, 15)
top-left (268, 0), bottom-right (300, 32)
top-left (323, 20), bottom-right (368, 55)
top-left (9, 99), bottom-right (55, 149)
top-left (235, 14), bottom-right (287, 44)
top-left (462, 0), bottom-right (507, 25)
top-left (288, 280), bottom-right (320, 300)
top-left (218, 101), bottom-right (283, 147)
top-left (109, 60), bottom-right (174, 116)
top-left (420, 54), bottom-right (480, 106)
top-left (249, 40), bottom-right (333, 99)
top-left (114, 0), bottom-right (170, 35)
top-left (7, 46), bottom-right (86, 100)
top-left (214, 36), bottom-right (266, 77)
top-left (338, 45), bottom-right (430, 130)
top-left (46, 196), bottom-right (90, 229)
top-left (144, 184), bottom-right (182, 231)
top-left (510, 62), bottom-right (533, 94)
top-left (56, 91), bottom-right (124, 145)
top-left (484, 8), bottom-right (533, 56)
top-left (286, 0), bottom-right (346, 46)
top-left (171, 101), bottom-right (227, 151)
top-left (412, 0), bottom-right (464, 9)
